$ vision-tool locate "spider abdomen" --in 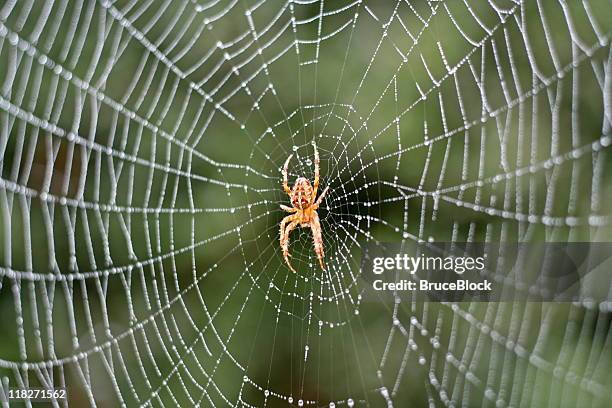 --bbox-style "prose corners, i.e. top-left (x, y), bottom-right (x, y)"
top-left (291, 177), bottom-right (313, 209)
